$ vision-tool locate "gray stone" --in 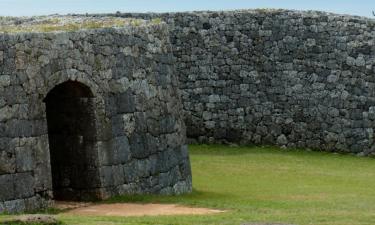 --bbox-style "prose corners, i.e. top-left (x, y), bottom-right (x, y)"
top-left (13, 173), bottom-right (34, 199)
top-left (0, 16), bottom-right (191, 213)
top-left (0, 51), bottom-right (3, 64)
top-left (3, 8), bottom-right (375, 213)
top-left (276, 135), bottom-right (288, 146)
top-left (104, 9), bottom-right (375, 157)
top-left (327, 74), bottom-right (339, 83)
top-left (355, 56), bottom-right (366, 67)
top-left (4, 199), bottom-right (26, 213)
top-left (0, 75), bottom-right (10, 87)
top-left (0, 174), bottom-right (14, 201)
top-left (0, 149), bottom-right (16, 174)
top-left (15, 146), bottom-right (33, 172)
